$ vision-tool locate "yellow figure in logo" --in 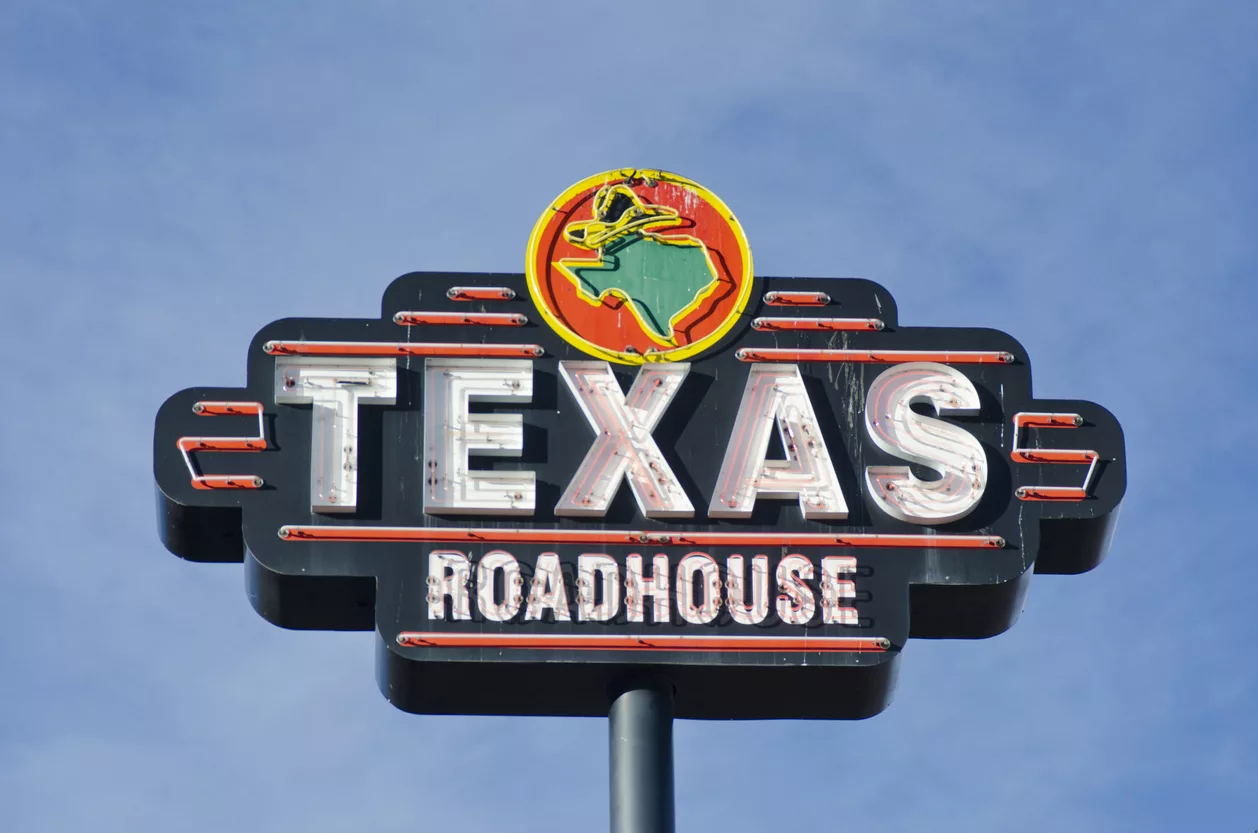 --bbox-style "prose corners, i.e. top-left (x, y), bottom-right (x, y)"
top-left (556, 184), bottom-right (720, 346)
